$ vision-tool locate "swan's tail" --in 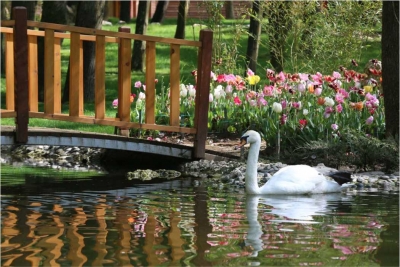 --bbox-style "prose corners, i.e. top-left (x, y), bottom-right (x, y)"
top-left (327, 171), bottom-right (352, 185)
